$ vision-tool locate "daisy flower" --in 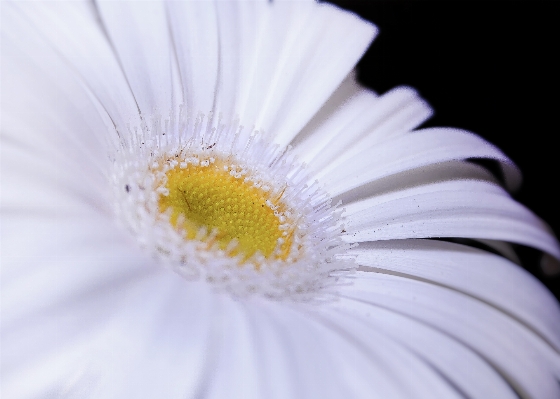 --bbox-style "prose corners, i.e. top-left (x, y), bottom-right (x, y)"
top-left (2, 1), bottom-right (560, 398)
